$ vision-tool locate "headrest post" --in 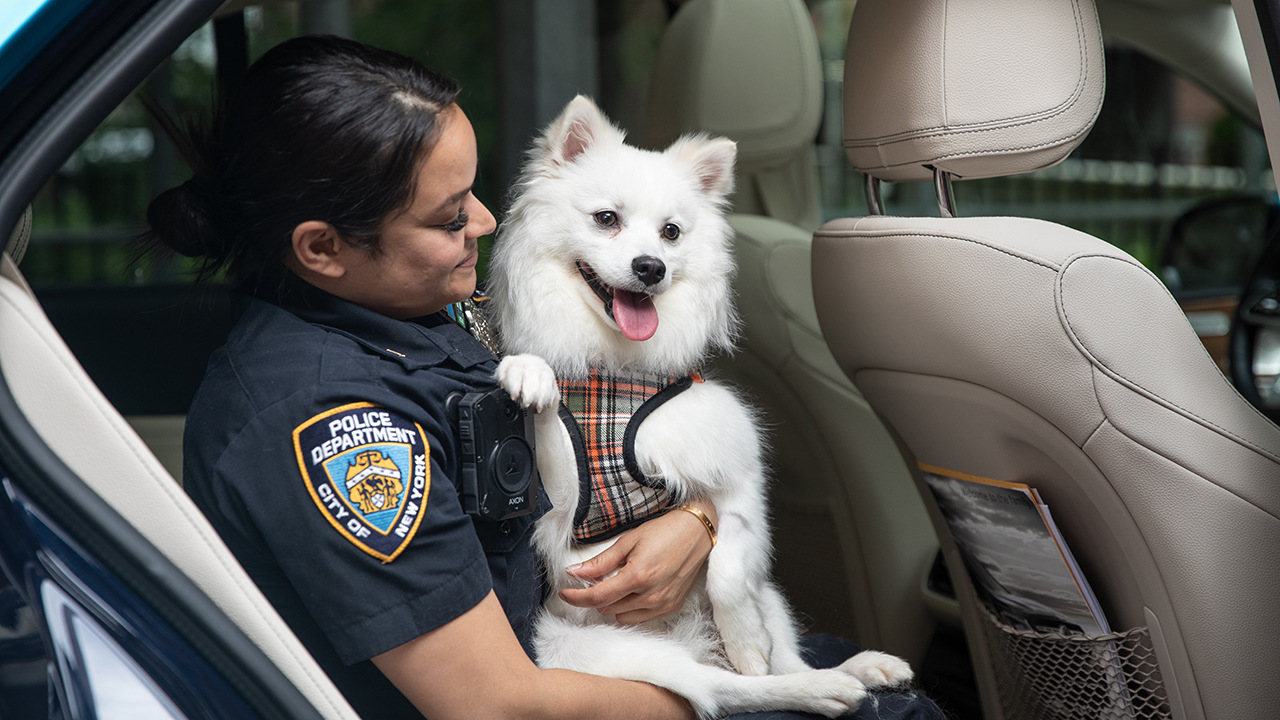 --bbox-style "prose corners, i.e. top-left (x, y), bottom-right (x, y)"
top-left (933, 167), bottom-right (956, 219)
top-left (865, 174), bottom-right (885, 216)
